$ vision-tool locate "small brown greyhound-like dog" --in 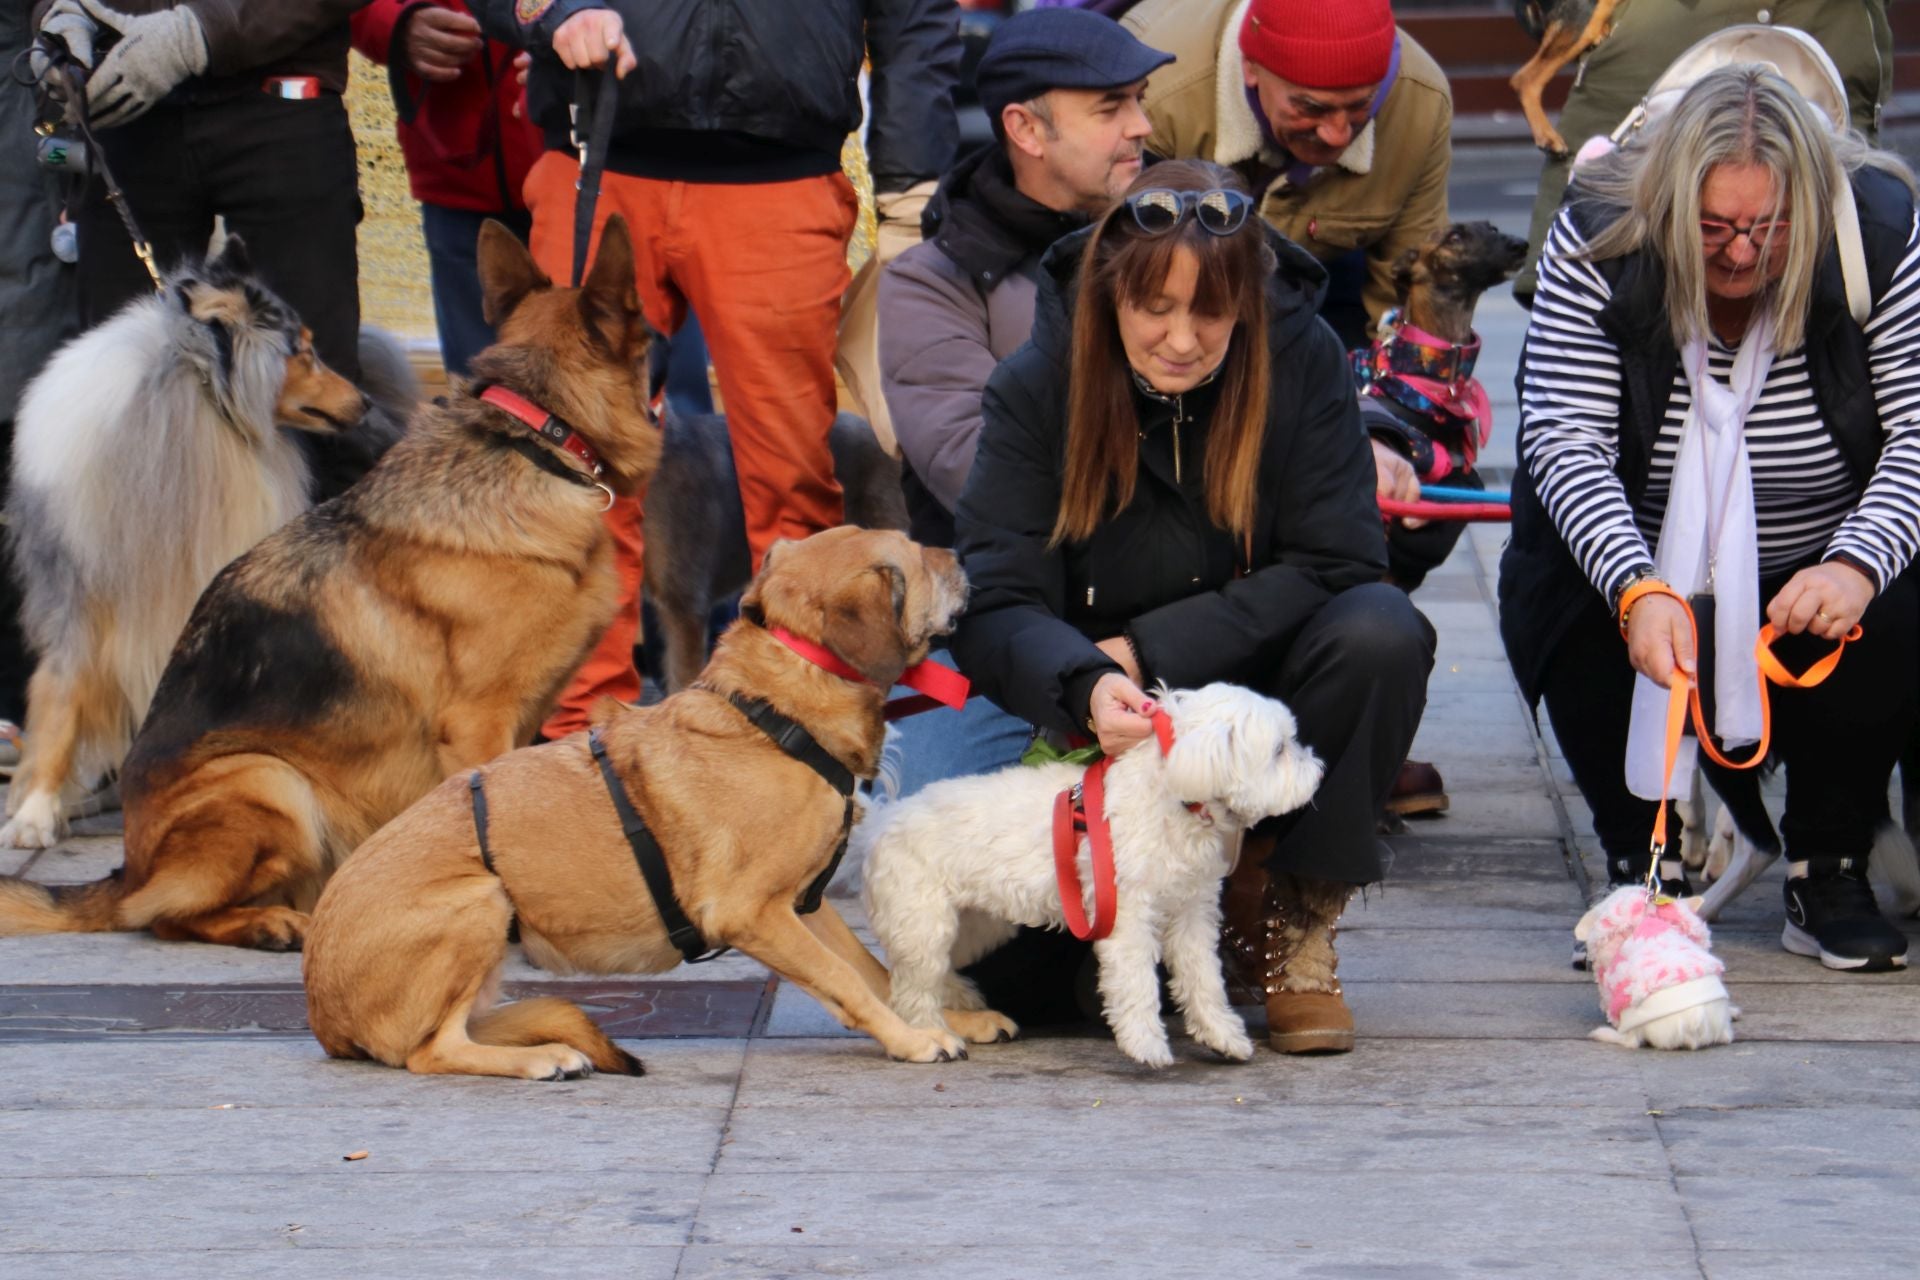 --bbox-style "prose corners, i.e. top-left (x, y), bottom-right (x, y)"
top-left (1510, 0), bottom-right (1628, 157)
top-left (1388, 221), bottom-right (1530, 347)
